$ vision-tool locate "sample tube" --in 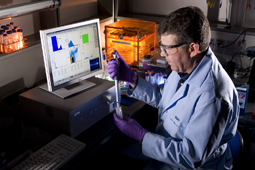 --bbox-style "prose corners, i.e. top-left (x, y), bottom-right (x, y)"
top-left (162, 72), bottom-right (167, 83)
top-left (145, 72), bottom-right (150, 82)
top-left (0, 30), bottom-right (4, 52)
top-left (1, 26), bottom-right (6, 30)
top-left (17, 29), bottom-right (24, 48)
top-left (158, 73), bottom-right (162, 85)
top-left (4, 27), bottom-right (9, 34)
top-left (12, 29), bottom-right (18, 50)
top-left (12, 29), bottom-right (18, 42)
top-left (7, 31), bottom-right (14, 51)
top-left (0, 30), bottom-right (3, 43)
top-left (154, 71), bottom-right (158, 85)
top-left (3, 34), bottom-right (8, 53)
top-left (10, 22), bottom-right (14, 30)
top-left (7, 31), bottom-right (13, 43)
top-left (17, 29), bottom-right (23, 40)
